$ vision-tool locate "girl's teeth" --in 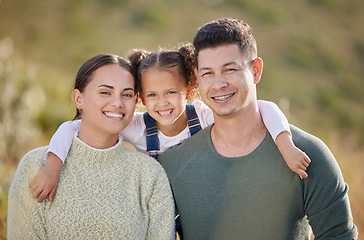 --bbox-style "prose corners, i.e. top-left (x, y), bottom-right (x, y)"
top-left (214, 93), bottom-right (234, 100)
top-left (158, 110), bottom-right (172, 116)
